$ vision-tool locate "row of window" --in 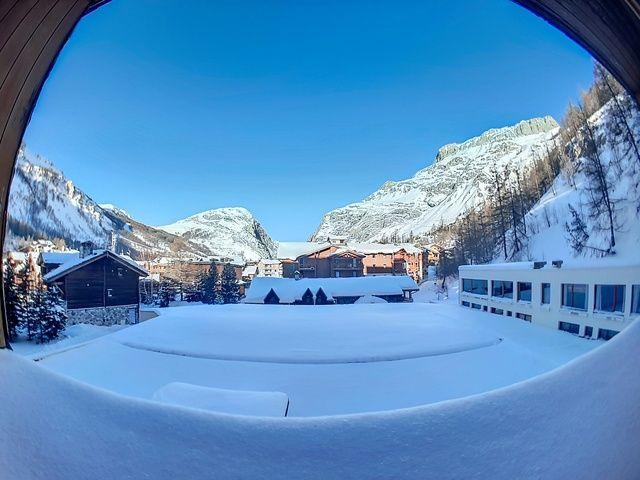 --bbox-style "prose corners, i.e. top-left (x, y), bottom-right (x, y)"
top-left (462, 302), bottom-right (531, 322)
top-left (558, 321), bottom-right (619, 340)
top-left (462, 278), bottom-right (640, 314)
